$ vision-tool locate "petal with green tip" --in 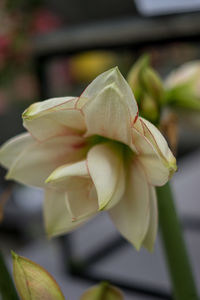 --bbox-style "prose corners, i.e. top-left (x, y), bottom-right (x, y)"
top-left (139, 117), bottom-right (177, 175)
top-left (23, 97), bottom-right (86, 141)
top-left (131, 127), bottom-right (172, 186)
